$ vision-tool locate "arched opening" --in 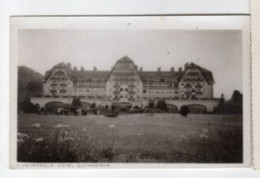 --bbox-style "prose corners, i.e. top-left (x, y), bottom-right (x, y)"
top-left (187, 104), bottom-right (207, 114)
top-left (166, 104), bottom-right (178, 113)
top-left (80, 102), bottom-right (91, 109)
top-left (45, 101), bottom-right (65, 113)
